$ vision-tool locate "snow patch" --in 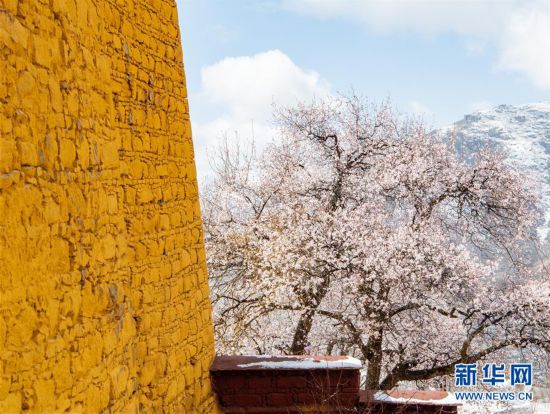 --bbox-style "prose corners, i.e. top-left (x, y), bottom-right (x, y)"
top-left (236, 356), bottom-right (362, 369)
top-left (373, 391), bottom-right (459, 405)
